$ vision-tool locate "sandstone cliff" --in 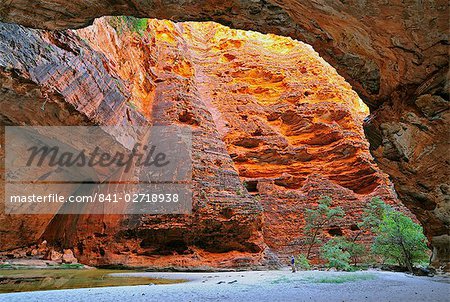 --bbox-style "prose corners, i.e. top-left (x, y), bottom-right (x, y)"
top-left (0, 17), bottom-right (408, 267)
top-left (1, 0), bottom-right (446, 269)
top-left (0, 20), bottom-right (265, 268)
